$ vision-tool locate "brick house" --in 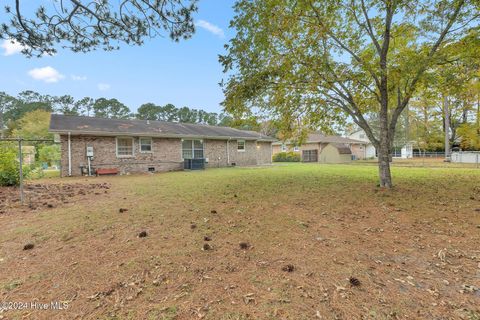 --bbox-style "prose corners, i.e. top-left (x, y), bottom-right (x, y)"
top-left (272, 132), bottom-right (367, 162)
top-left (49, 114), bottom-right (275, 177)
